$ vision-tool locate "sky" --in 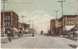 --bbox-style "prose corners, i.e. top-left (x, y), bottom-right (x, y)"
top-left (1, 0), bottom-right (78, 33)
